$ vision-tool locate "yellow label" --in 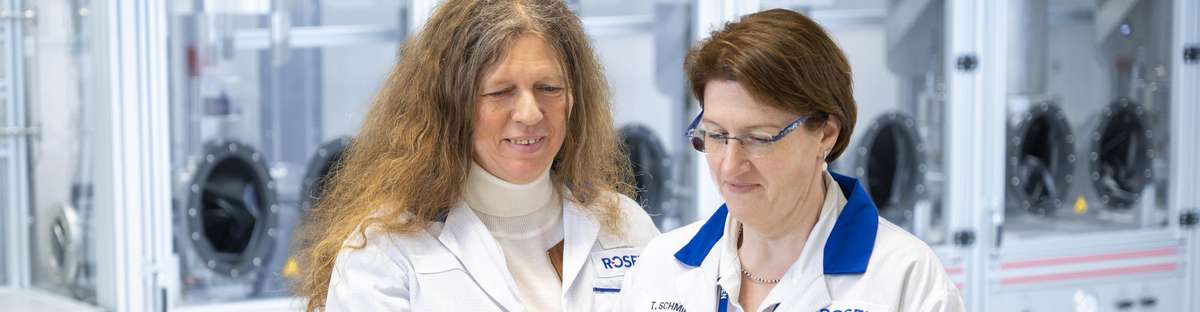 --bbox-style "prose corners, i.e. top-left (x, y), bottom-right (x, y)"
top-left (1074, 195), bottom-right (1088, 215)
top-left (283, 259), bottom-right (300, 277)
